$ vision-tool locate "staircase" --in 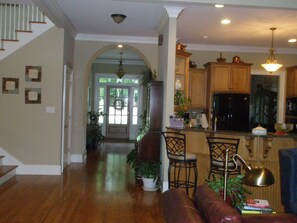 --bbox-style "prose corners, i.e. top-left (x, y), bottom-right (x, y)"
top-left (0, 3), bottom-right (47, 183)
top-left (0, 3), bottom-right (54, 61)
top-left (0, 155), bottom-right (17, 185)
